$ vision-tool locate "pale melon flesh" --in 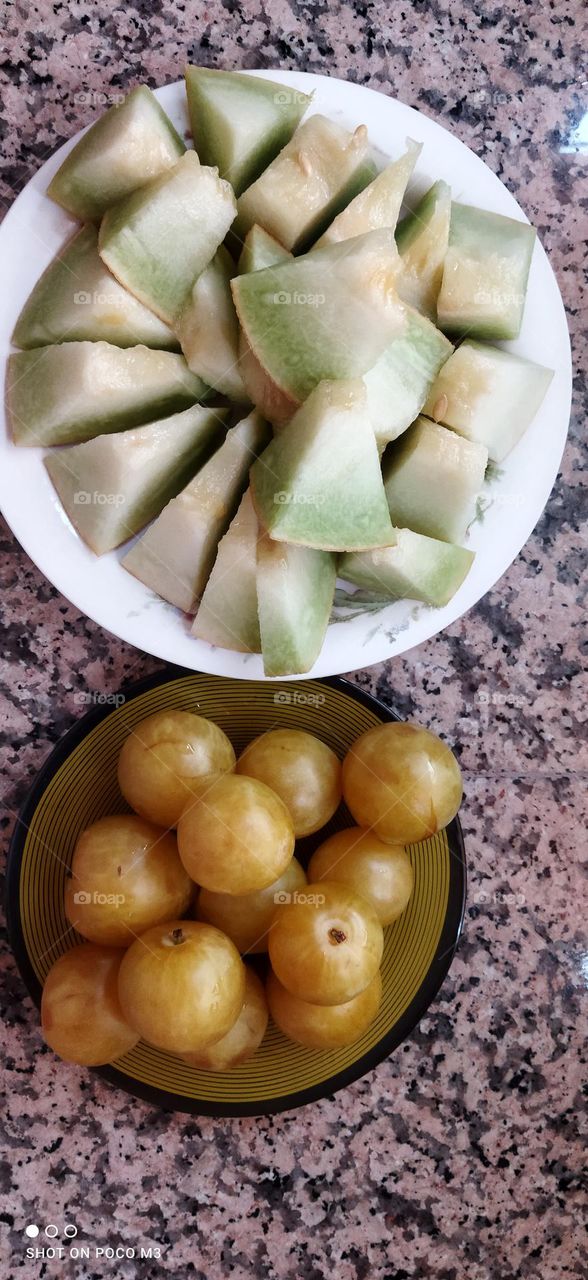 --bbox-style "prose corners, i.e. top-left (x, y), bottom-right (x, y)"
top-left (175, 246), bottom-right (247, 401)
top-left (340, 530), bottom-right (475, 608)
top-left (232, 230), bottom-right (405, 407)
top-left (437, 203), bottom-right (536, 340)
top-left (251, 379), bottom-right (394, 552)
top-left (8, 342), bottom-right (208, 446)
top-left (47, 85), bottom-right (185, 222)
top-left (395, 179), bottom-right (452, 319)
top-left (363, 308), bottom-right (453, 450)
top-left (383, 416), bottom-right (488, 544)
top-left (99, 152), bottom-right (237, 325)
top-left (257, 539), bottom-right (337, 677)
top-left (237, 225), bottom-right (292, 274)
top-left (44, 404), bottom-right (227, 555)
top-left (192, 489), bottom-right (261, 653)
top-left (12, 225), bottom-right (178, 351)
top-left (423, 339), bottom-right (554, 462)
top-left (185, 67), bottom-right (311, 196)
top-left (123, 410), bottom-right (270, 611)
top-left (315, 139), bottom-right (421, 247)
top-left (235, 114), bottom-right (377, 252)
